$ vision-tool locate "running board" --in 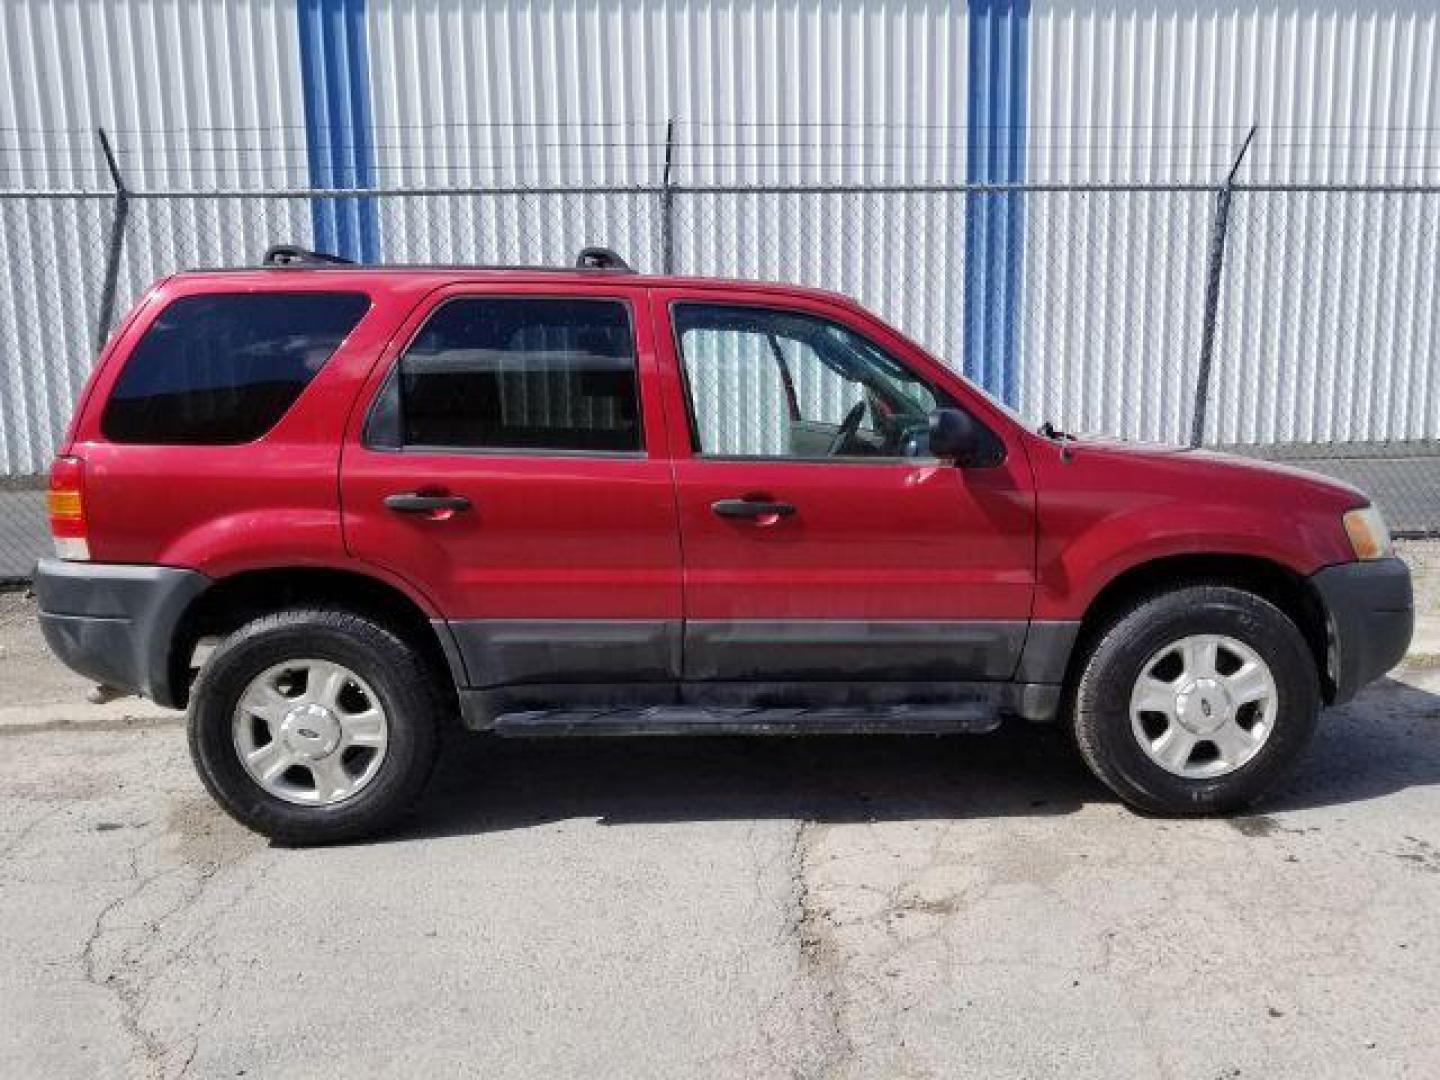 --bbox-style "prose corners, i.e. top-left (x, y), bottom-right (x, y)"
top-left (490, 703), bottom-right (1003, 738)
